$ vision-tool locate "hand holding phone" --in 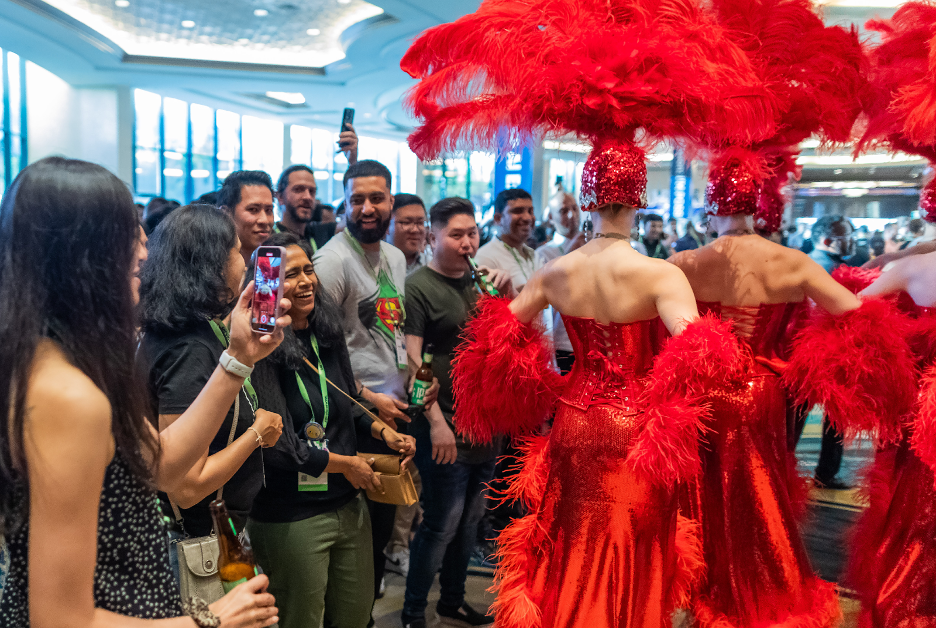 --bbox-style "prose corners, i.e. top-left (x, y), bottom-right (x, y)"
top-left (251, 246), bottom-right (286, 334)
top-left (337, 108), bottom-right (357, 161)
